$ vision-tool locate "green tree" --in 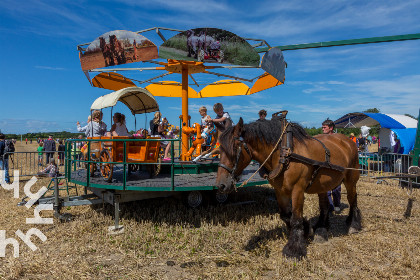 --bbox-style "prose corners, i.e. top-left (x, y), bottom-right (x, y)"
top-left (363, 108), bottom-right (380, 113)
